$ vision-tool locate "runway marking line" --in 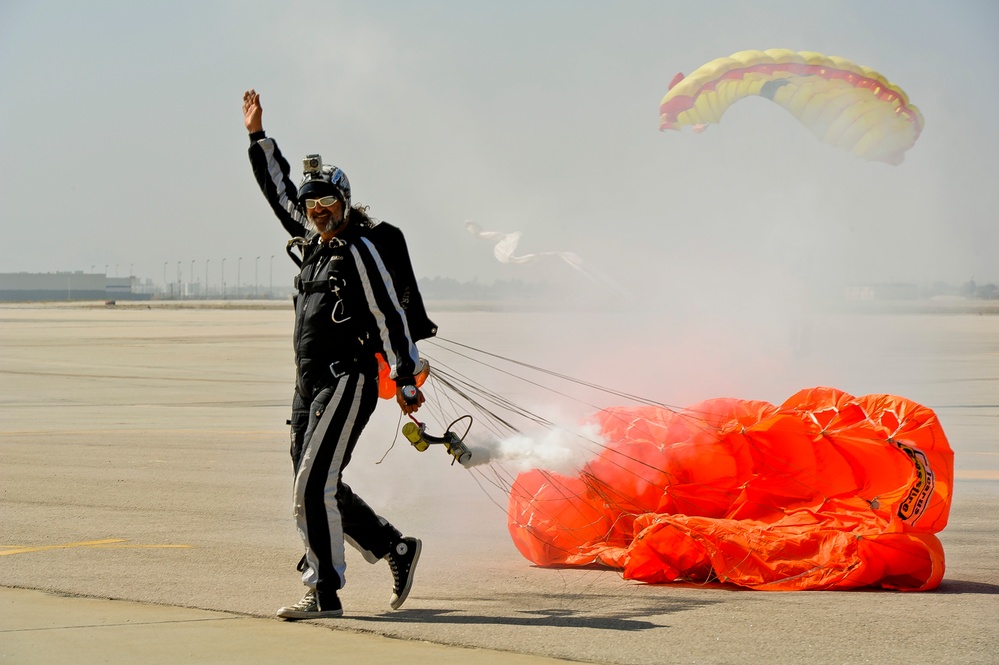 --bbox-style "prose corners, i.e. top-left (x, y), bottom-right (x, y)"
top-left (0, 538), bottom-right (193, 556)
top-left (954, 469), bottom-right (999, 480)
